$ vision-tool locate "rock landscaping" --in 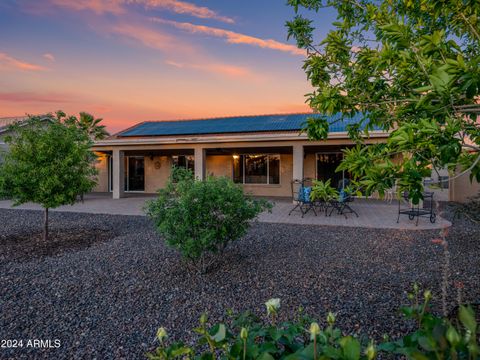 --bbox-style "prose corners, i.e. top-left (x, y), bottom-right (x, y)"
top-left (0, 206), bottom-right (479, 359)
